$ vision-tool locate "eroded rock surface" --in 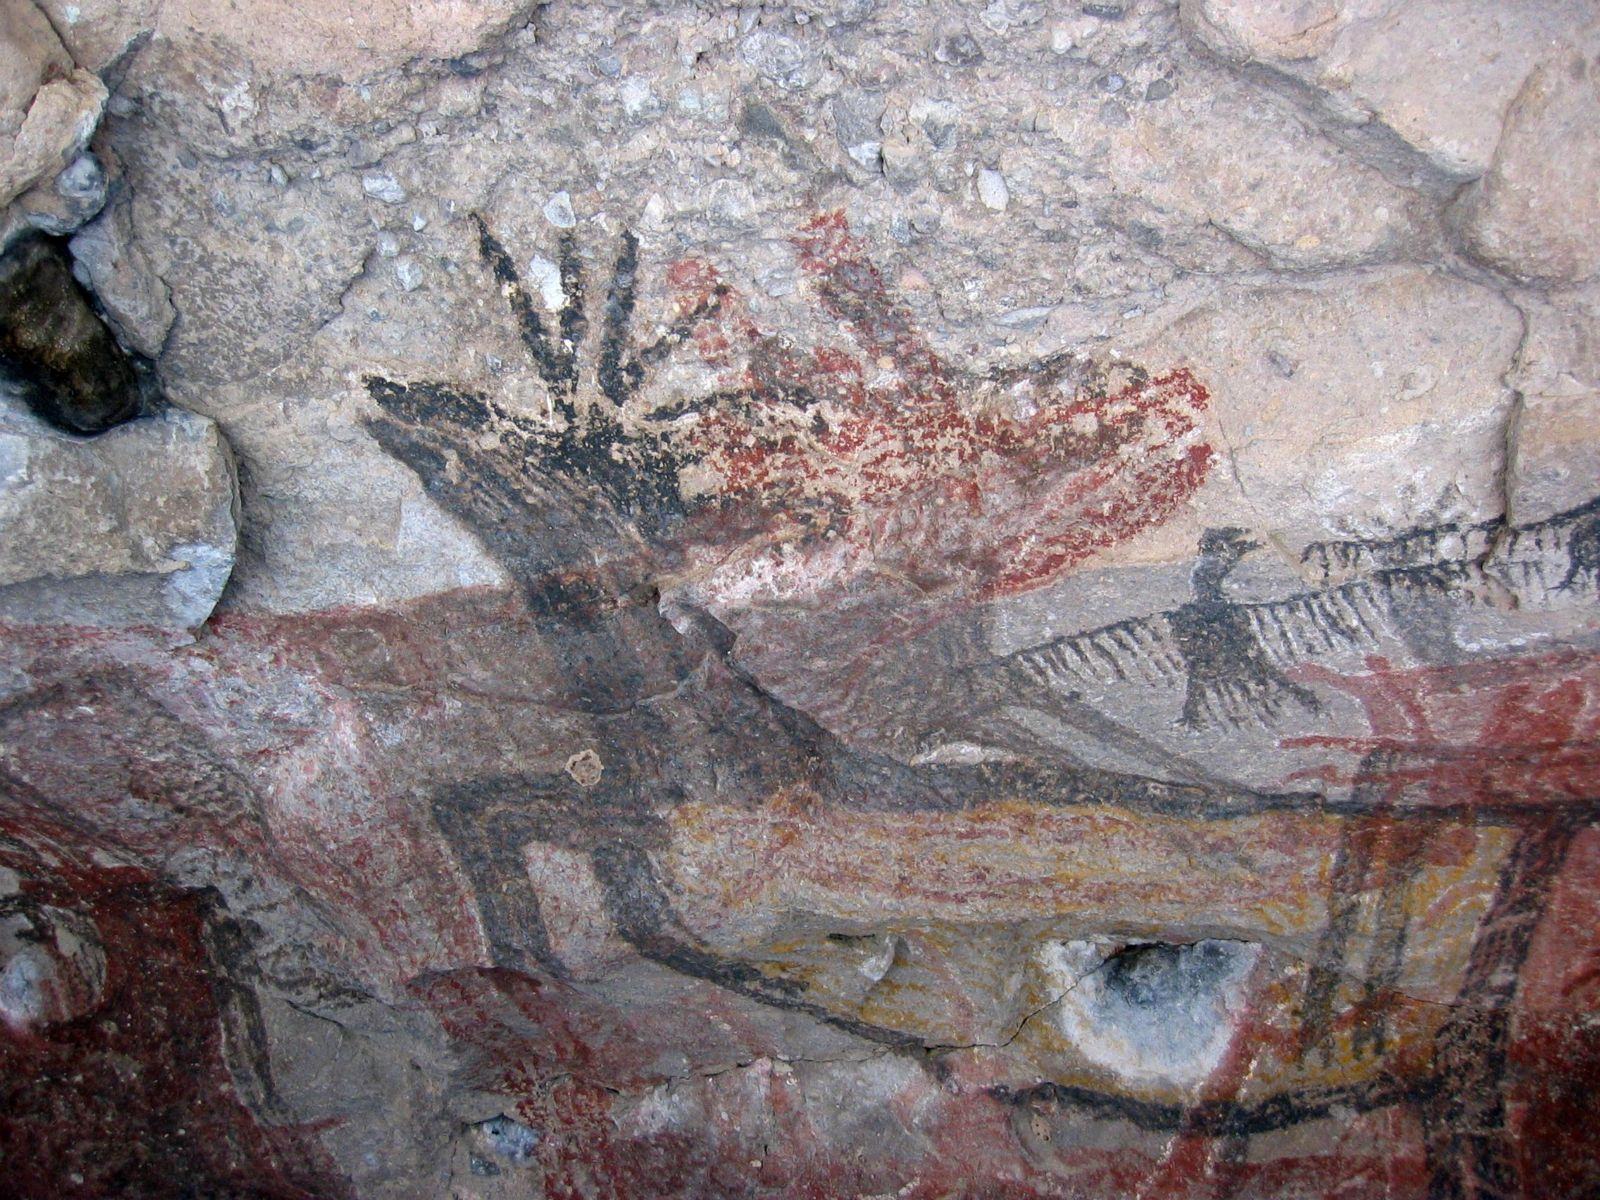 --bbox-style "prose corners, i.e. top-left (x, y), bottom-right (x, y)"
top-left (1, 3), bottom-right (1598, 1198)
top-left (0, 394), bottom-right (237, 630)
